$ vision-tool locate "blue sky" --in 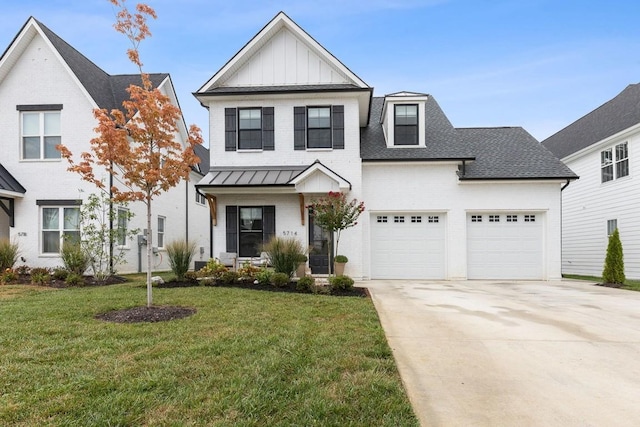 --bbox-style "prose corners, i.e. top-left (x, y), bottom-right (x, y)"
top-left (2, 0), bottom-right (640, 143)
